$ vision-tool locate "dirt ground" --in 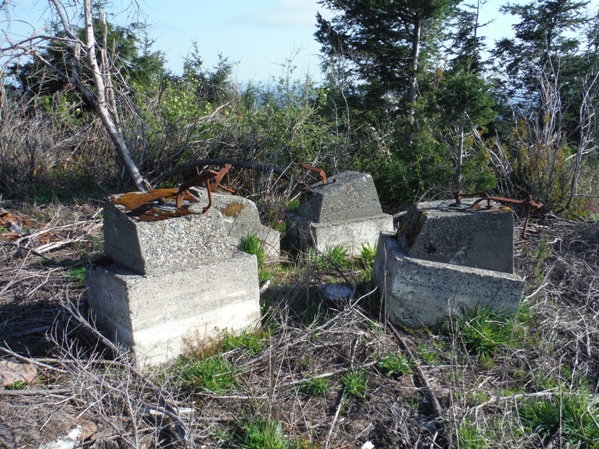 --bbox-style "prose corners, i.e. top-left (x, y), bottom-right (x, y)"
top-left (1, 202), bottom-right (598, 449)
